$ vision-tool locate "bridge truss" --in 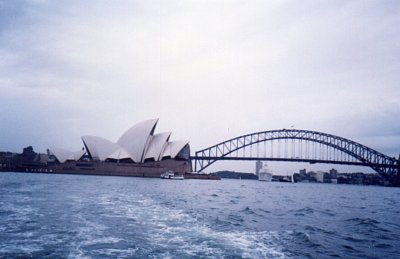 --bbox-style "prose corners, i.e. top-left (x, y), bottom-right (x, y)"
top-left (192, 129), bottom-right (399, 183)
